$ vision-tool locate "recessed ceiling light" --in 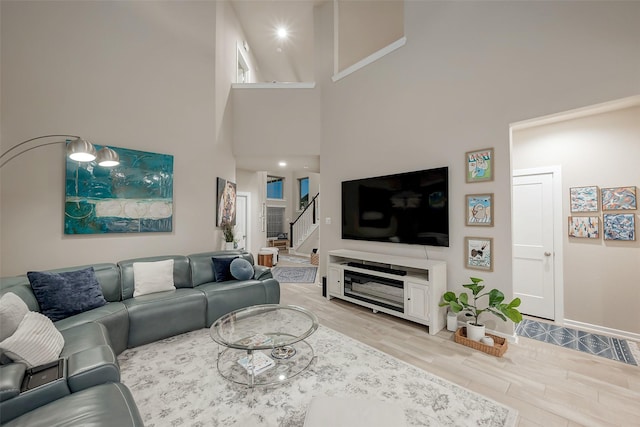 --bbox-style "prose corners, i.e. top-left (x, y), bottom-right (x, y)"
top-left (277, 27), bottom-right (288, 39)
top-left (279, 161), bottom-right (287, 167)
